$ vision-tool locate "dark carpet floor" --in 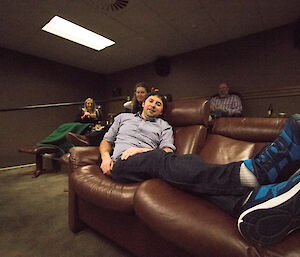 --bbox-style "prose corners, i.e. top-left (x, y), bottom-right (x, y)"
top-left (0, 167), bottom-right (134, 257)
